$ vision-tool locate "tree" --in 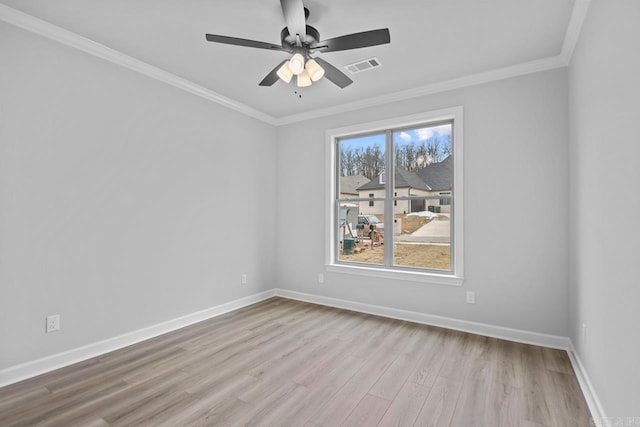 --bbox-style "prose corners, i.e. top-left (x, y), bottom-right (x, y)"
top-left (340, 133), bottom-right (451, 177)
